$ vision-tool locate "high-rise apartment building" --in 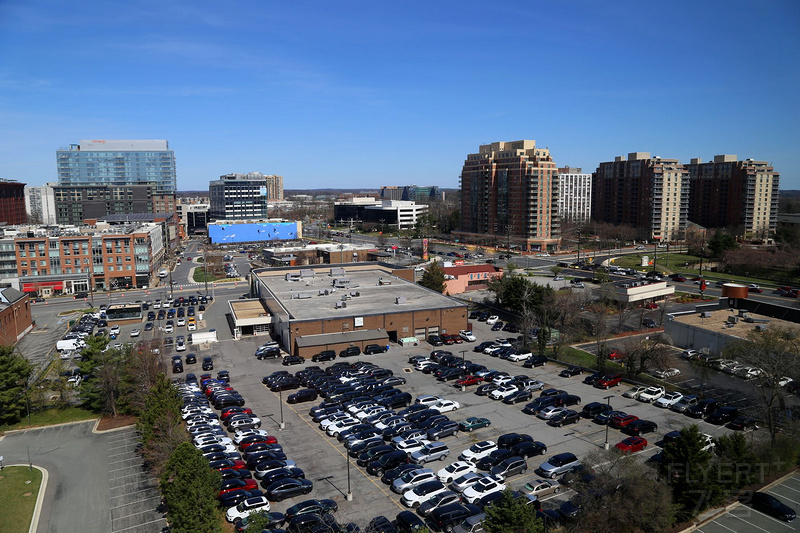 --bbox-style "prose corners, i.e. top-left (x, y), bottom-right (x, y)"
top-left (209, 172), bottom-right (283, 220)
top-left (55, 140), bottom-right (176, 224)
top-left (457, 140), bottom-right (560, 251)
top-left (592, 152), bottom-right (689, 242)
top-left (24, 184), bottom-right (57, 225)
top-left (0, 179), bottom-right (28, 225)
top-left (685, 155), bottom-right (779, 239)
top-left (557, 167), bottom-right (592, 222)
